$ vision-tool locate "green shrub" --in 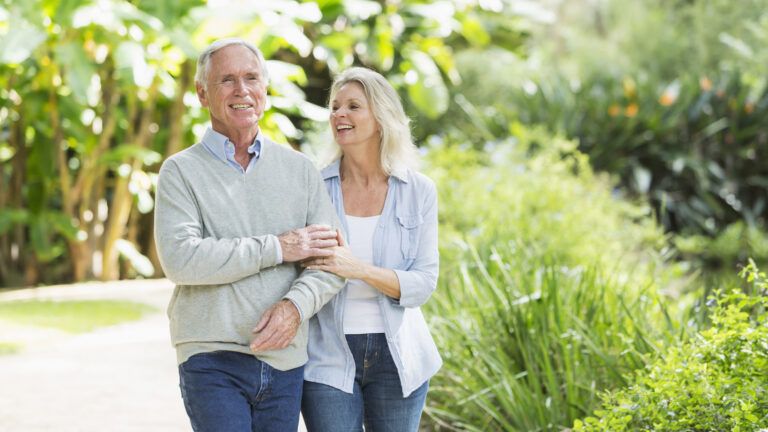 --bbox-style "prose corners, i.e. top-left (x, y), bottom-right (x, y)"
top-left (422, 125), bottom-right (685, 430)
top-left (431, 0), bottom-right (768, 271)
top-left (573, 261), bottom-right (768, 431)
